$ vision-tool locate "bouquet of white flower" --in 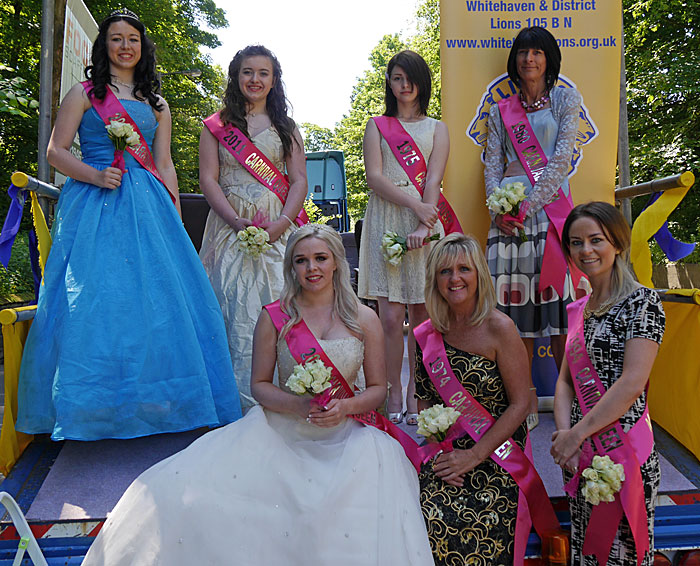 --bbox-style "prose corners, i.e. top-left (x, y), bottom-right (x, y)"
top-left (286, 359), bottom-right (333, 397)
top-left (380, 231), bottom-right (440, 267)
top-left (105, 119), bottom-right (140, 172)
top-left (105, 119), bottom-right (140, 150)
top-left (416, 404), bottom-right (461, 442)
top-left (486, 181), bottom-right (528, 241)
top-left (581, 454), bottom-right (625, 505)
top-left (236, 225), bottom-right (272, 258)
